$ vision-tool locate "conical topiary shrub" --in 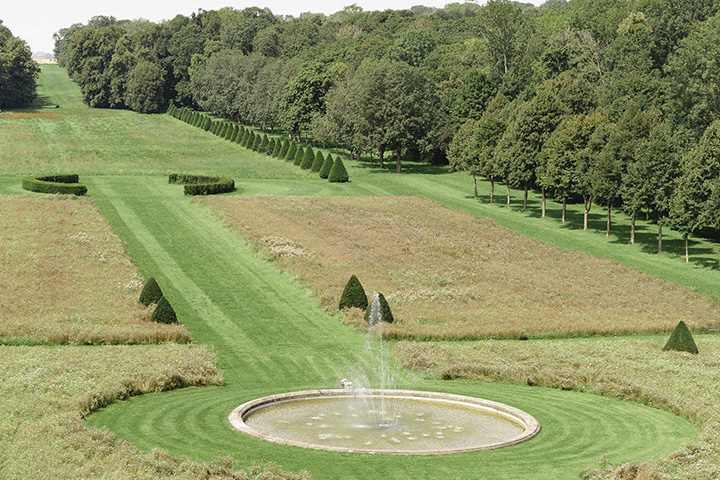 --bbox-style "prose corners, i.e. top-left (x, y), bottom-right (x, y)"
top-left (139, 277), bottom-right (163, 306)
top-left (252, 133), bottom-right (263, 151)
top-left (202, 116), bottom-right (211, 131)
top-left (240, 129), bottom-right (250, 147)
top-left (247, 132), bottom-right (257, 150)
top-left (663, 321), bottom-right (698, 354)
top-left (230, 125), bottom-right (239, 142)
top-left (271, 139), bottom-right (282, 157)
top-left (236, 126), bottom-right (246, 143)
top-left (311, 150), bottom-right (324, 172)
top-left (328, 156), bottom-right (349, 182)
top-left (266, 138), bottom-right (276, 155)
top-left (151, 296), bottom-right (178, 324)
top-left (319, 153), bottom-right (334, 179)
top-left (364, 293), bottom-right (394, 325)
top-left (285, 141), bottom-right (297, 161)
top-left (300, 147), bottom-right (315, 169)
top-left (339, 274), bottom-right (368, 310)
top-left (259, 134), bottom-right (269, 152)
top-left (294, 146), bottom-right (305, 166)
top-left (279, 140), bottom-right (289, 159)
